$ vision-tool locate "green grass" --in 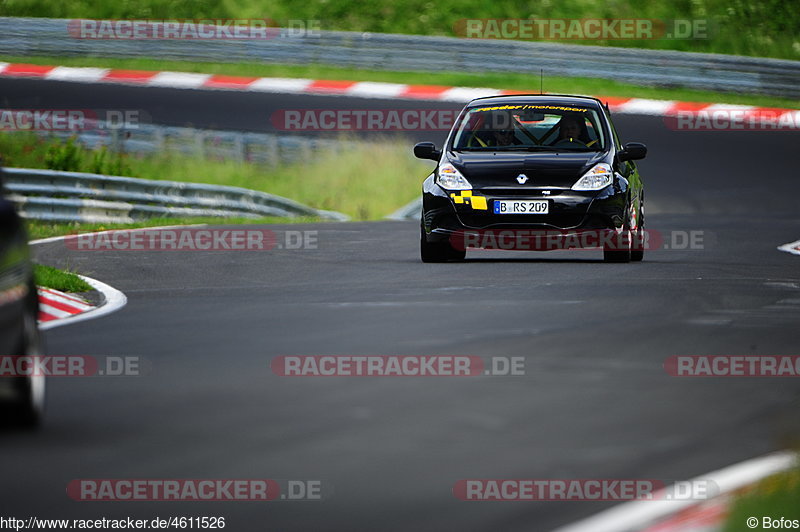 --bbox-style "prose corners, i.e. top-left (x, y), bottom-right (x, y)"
top-left (33, 263), bottom-right (92, 292)
top-left (2, 55), bottom-right (798, 109)
top-left (3, 132), bottom-right (430, 221)
top-left (723, 468), bottom-right (800, 531)
top-left (0, 0), bottom-right (797, 59)
top-left (25, 216), bottom-right (319, 240)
